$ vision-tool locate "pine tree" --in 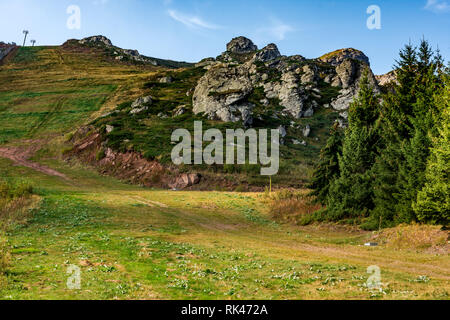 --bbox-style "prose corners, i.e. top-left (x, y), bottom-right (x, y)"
top-left (414, 75), bottom-right (450, 225)
top-left (309, 123), bottom-right (343, 204)
top-left (325, 71), bottom-right (381, 220)
top-left (372, 39), bottom-right (443, 224)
